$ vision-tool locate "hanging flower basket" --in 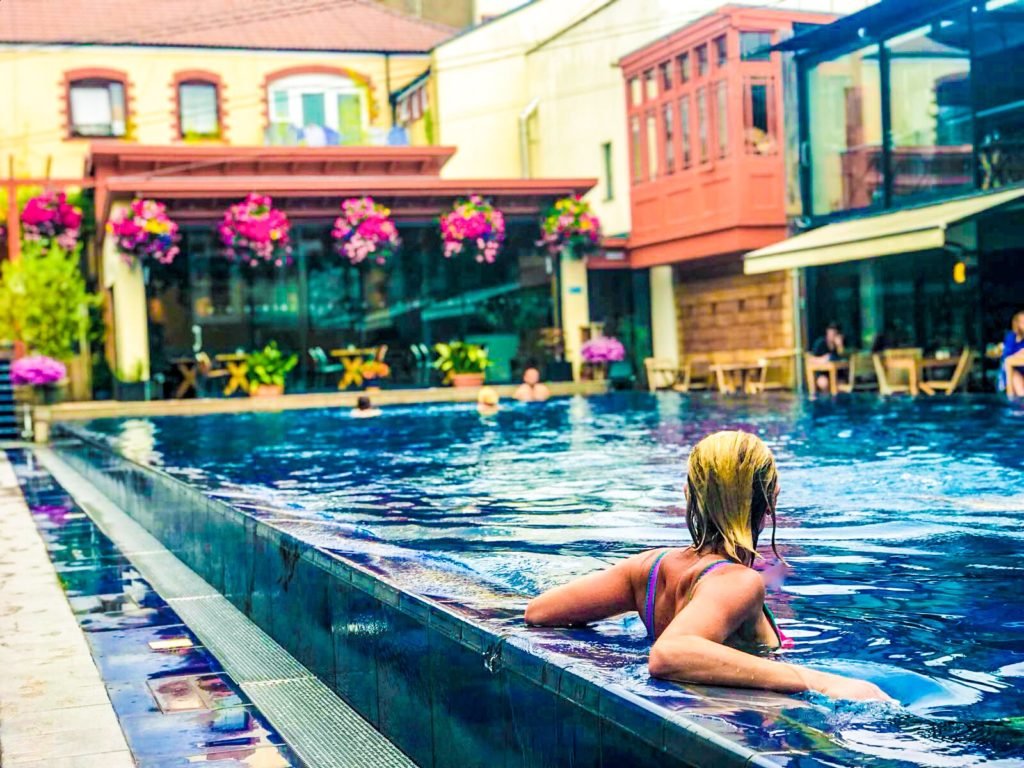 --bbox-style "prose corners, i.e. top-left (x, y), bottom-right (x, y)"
top-left (439, 195), bottom-right (505, 264)
top-left (537, 194), bottom-right (602, 257)
top-left (107, 199), bottom-right (180, 267)
top-left (581, 336), bottom-right (625, 364)
top-left (21, 192), bottom-right (82, 251)
top-left (332, 196), bottom-right (400, 266)
top-left (218, 193), bottom-right (291, 267)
